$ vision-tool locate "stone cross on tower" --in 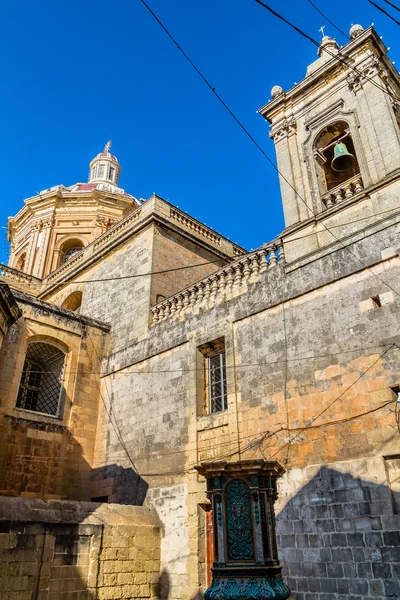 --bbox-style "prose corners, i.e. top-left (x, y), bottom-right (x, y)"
top-left (319, 25), bottom-right (325, 37)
